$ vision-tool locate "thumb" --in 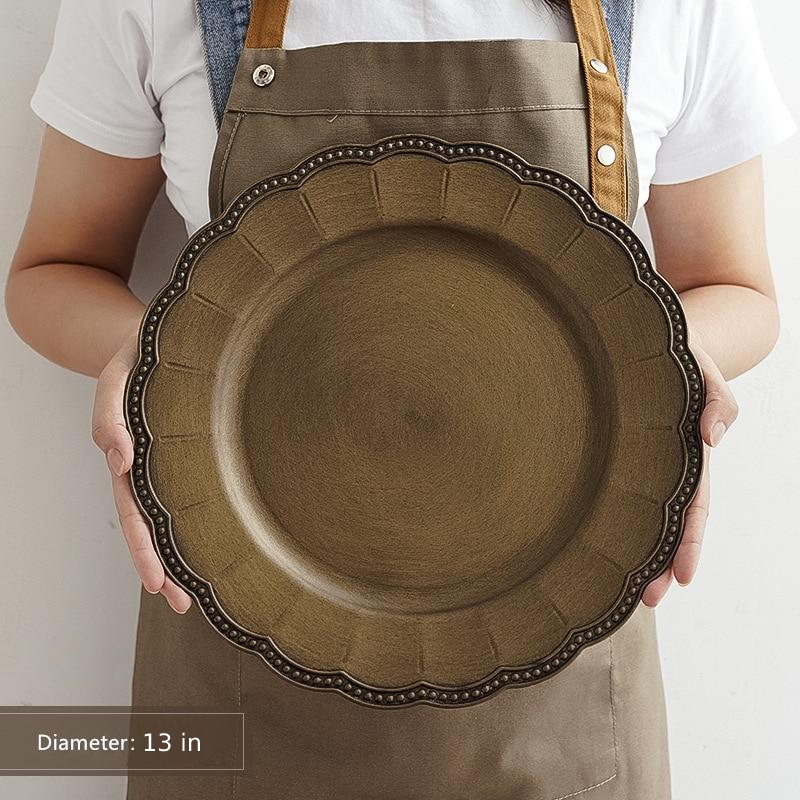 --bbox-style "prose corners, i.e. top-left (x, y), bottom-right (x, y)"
top-left (693, 346), bottom-right (738, 448)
